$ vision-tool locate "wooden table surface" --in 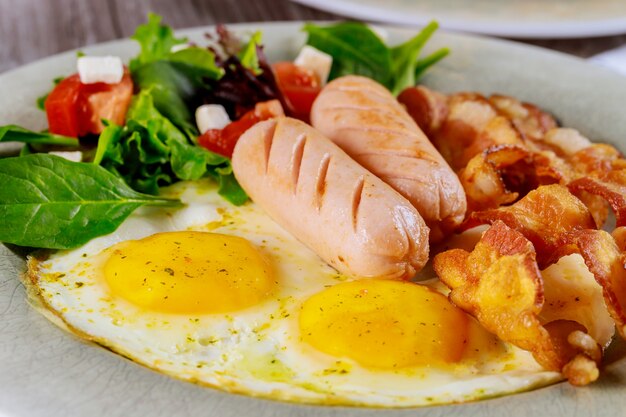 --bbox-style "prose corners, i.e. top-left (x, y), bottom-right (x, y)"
top-left (2, 0), bottom-right (626, 74)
